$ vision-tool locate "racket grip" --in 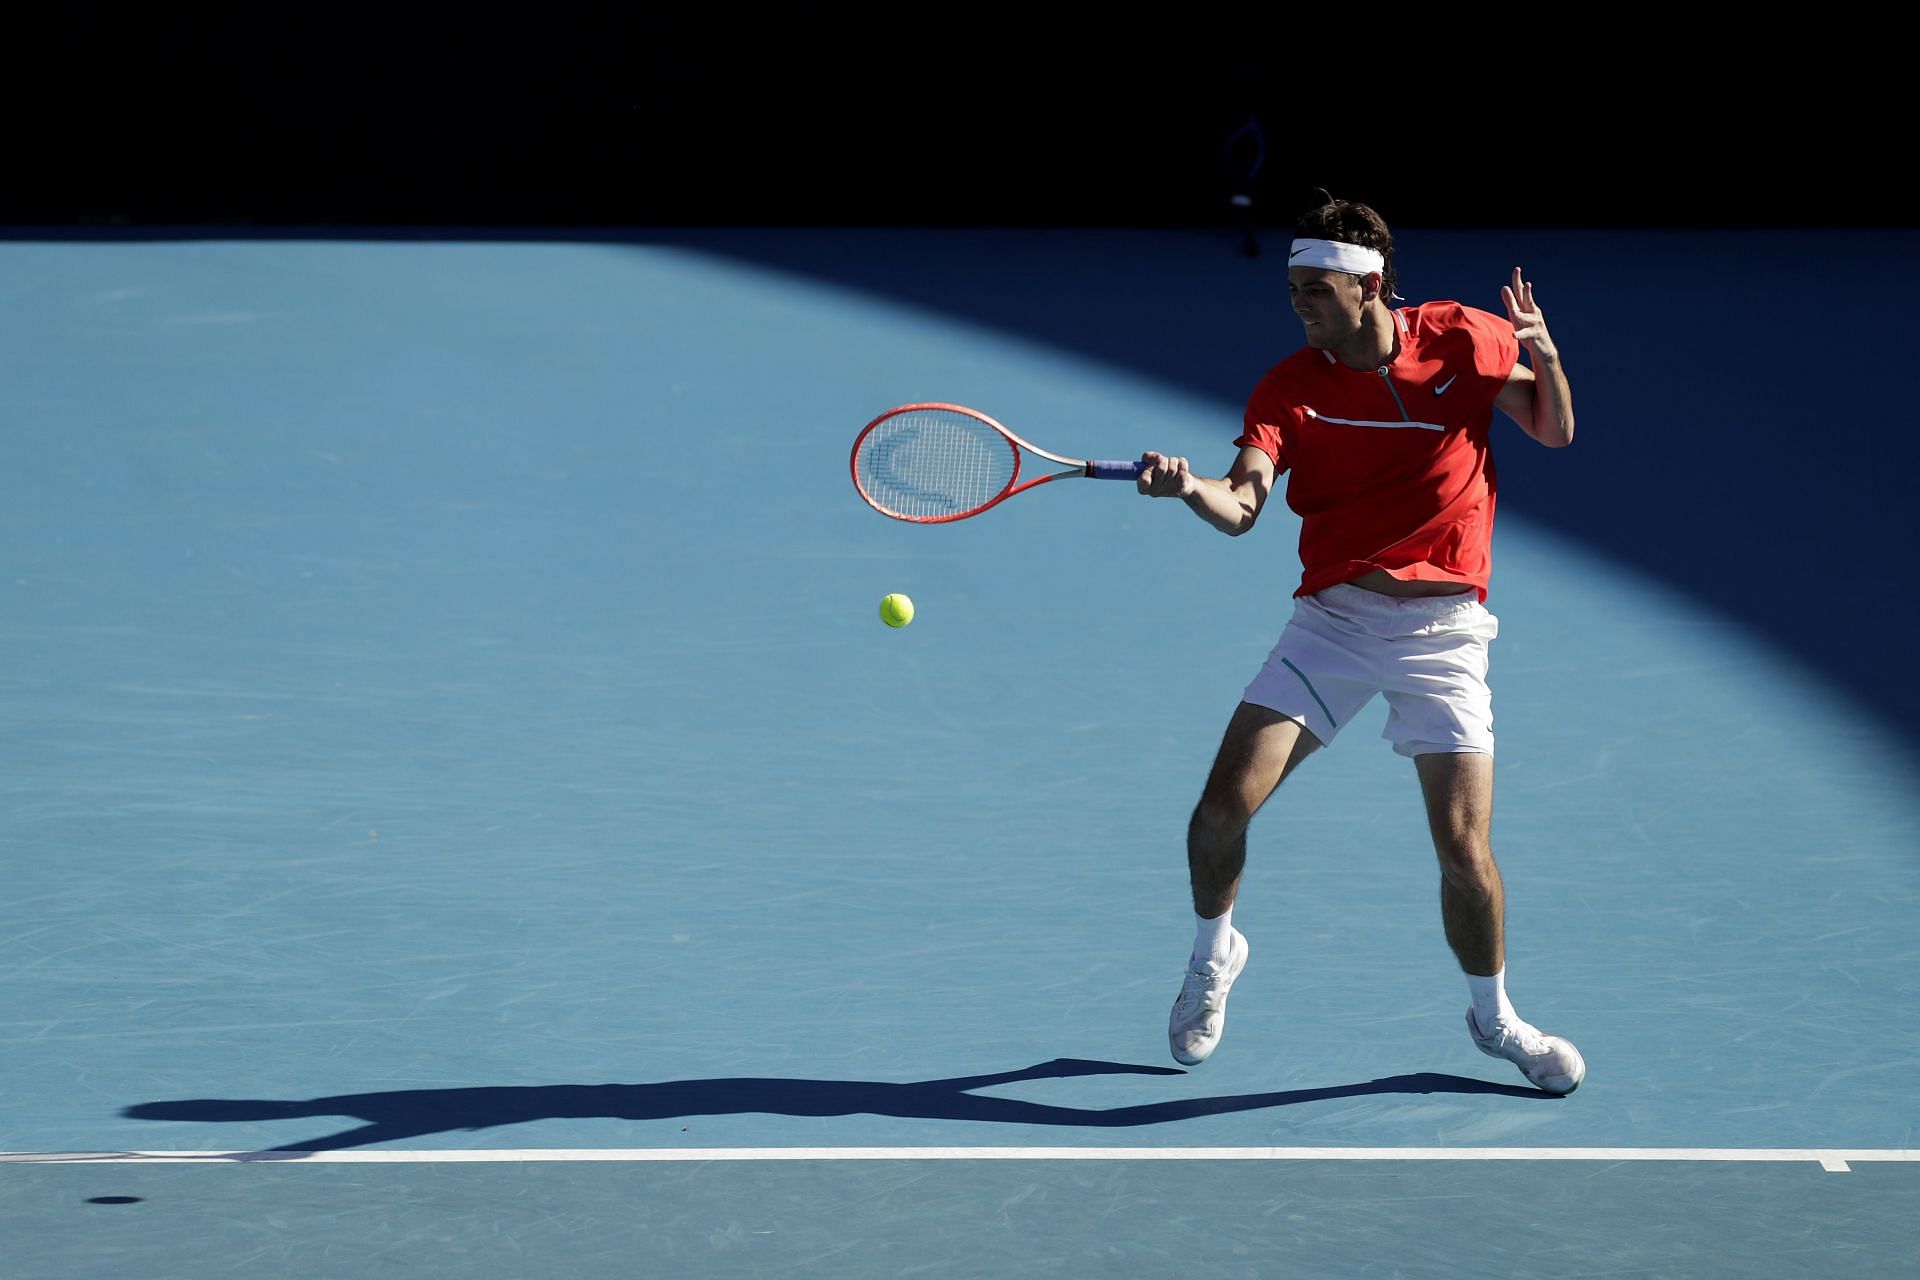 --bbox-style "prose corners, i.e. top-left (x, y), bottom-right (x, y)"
top-left (1085, 460), bottom-right (1147, 481)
